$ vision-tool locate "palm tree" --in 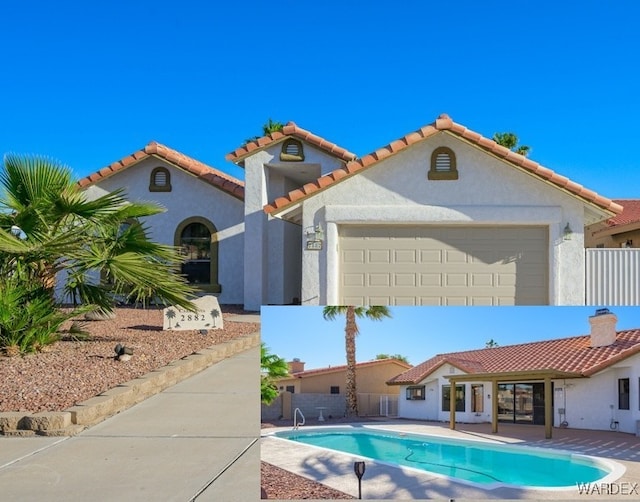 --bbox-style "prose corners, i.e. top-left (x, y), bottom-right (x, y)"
top-left (493, 132), bottom-right (531, 157)
top-left (262, 118), bottom-right (284, 135)
top-left (0, 154), bottom-right (196, 315)
top-left (322, 306), bottom-right (392, 416)
top-left (485, 339), bottom-right (499, 348)
top-left (261, 343), bottom-right (289, 405)
top-left (244, 118), bottom-right (284, 143)
top-left (375, 353), bottom-right (410, 364)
